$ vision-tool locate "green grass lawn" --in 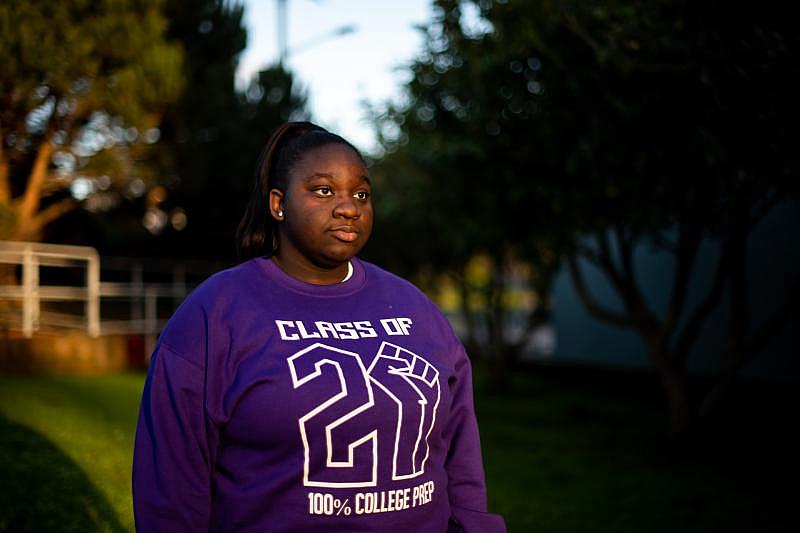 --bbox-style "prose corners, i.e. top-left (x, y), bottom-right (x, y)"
top-left (476, 367), bottom-right (796, 532)
top-left (0, 368), bottom-right (795, 532)
top-left (0, 373), bottom-right (142, 532)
